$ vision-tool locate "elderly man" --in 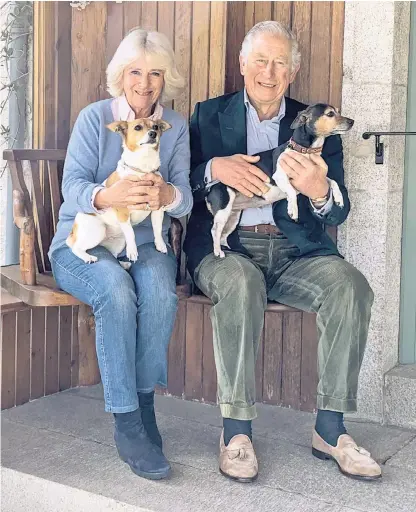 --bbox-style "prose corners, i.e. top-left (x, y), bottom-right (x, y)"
top-left (183, 21), bottom-right (381, 482)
